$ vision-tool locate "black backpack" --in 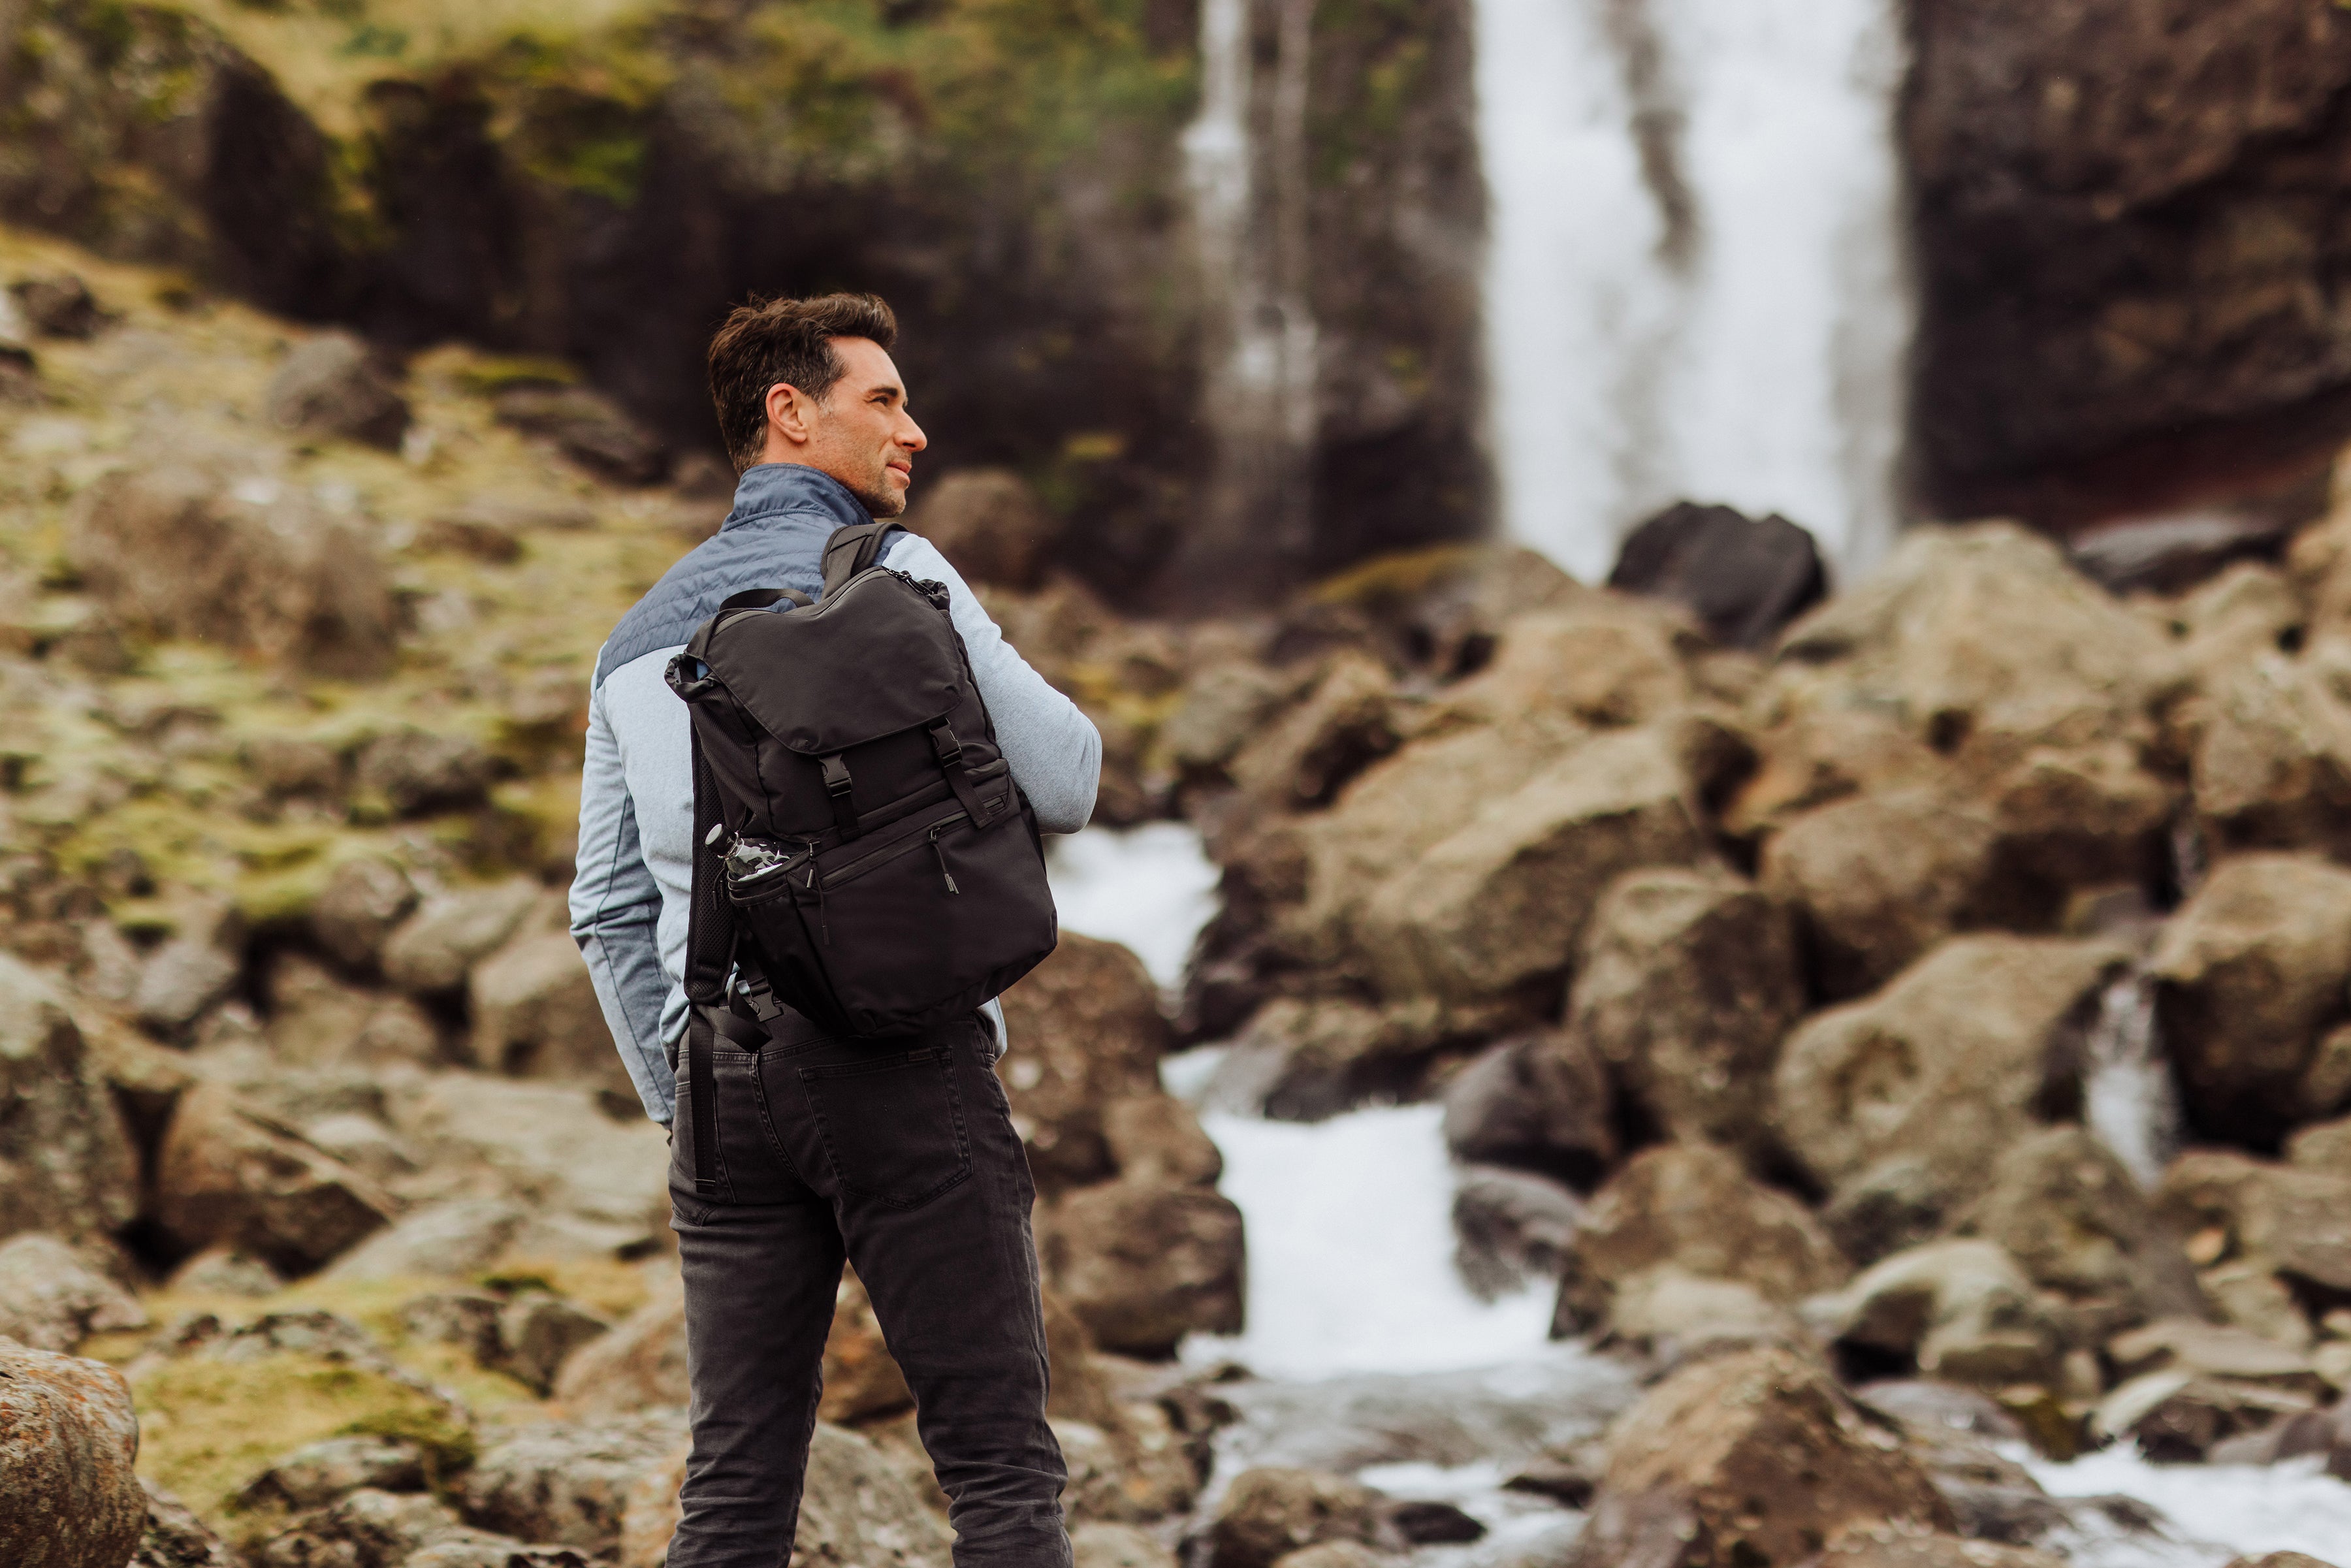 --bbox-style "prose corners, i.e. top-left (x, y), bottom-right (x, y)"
top-left (664, 522), bottom-right (1058, 1181)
